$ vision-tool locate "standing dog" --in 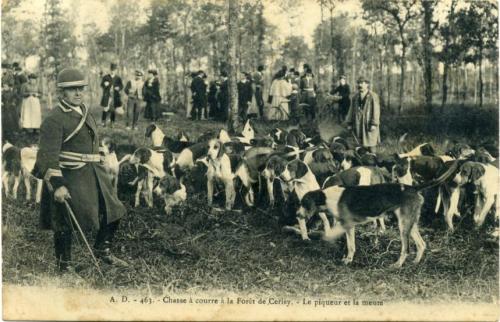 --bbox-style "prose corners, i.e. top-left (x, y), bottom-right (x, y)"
top-left (297, 162), bottom-right (459, 267)
top-left (453, 161), bottom-right (498, 227)
top-left (206, 139), bottom-right (238, 210)
top-left (3, 142), bottom-right (22, 200)
top-left (129, 147), bottom-right (173, 207)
